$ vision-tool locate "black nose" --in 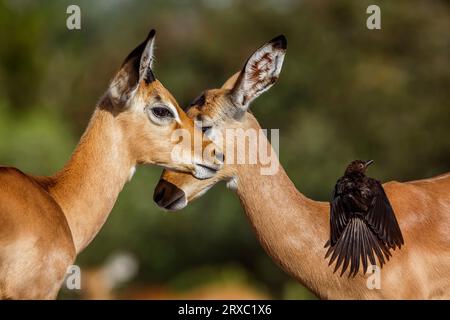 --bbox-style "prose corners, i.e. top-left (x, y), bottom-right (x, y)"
top-left (153, 179), bottom-right (186, 210)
